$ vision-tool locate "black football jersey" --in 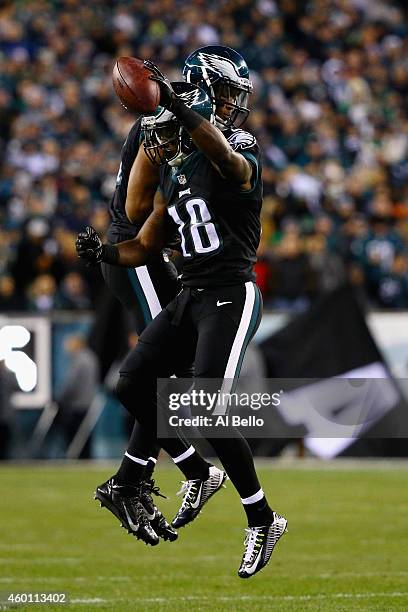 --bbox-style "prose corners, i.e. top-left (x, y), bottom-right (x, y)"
top-left (107, 119), bottom-right (142, 243)
top-left (159, 128), bottom-right (263, 287)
